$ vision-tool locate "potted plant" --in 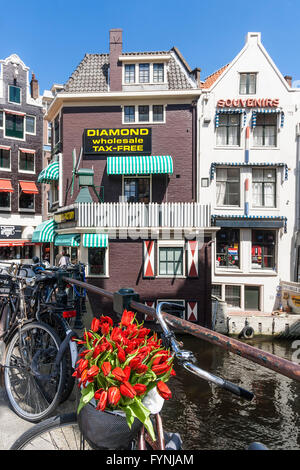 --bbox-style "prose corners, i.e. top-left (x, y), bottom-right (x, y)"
top-left (72, 309), bottom-right (175, 448)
